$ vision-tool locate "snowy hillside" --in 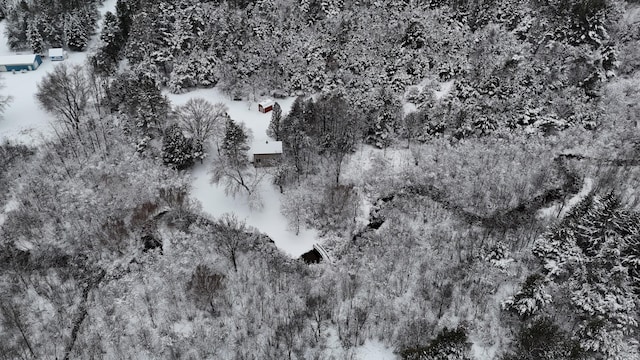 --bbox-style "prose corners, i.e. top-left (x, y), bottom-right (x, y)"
top-left (2, 0), bottom-right (640, 359)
